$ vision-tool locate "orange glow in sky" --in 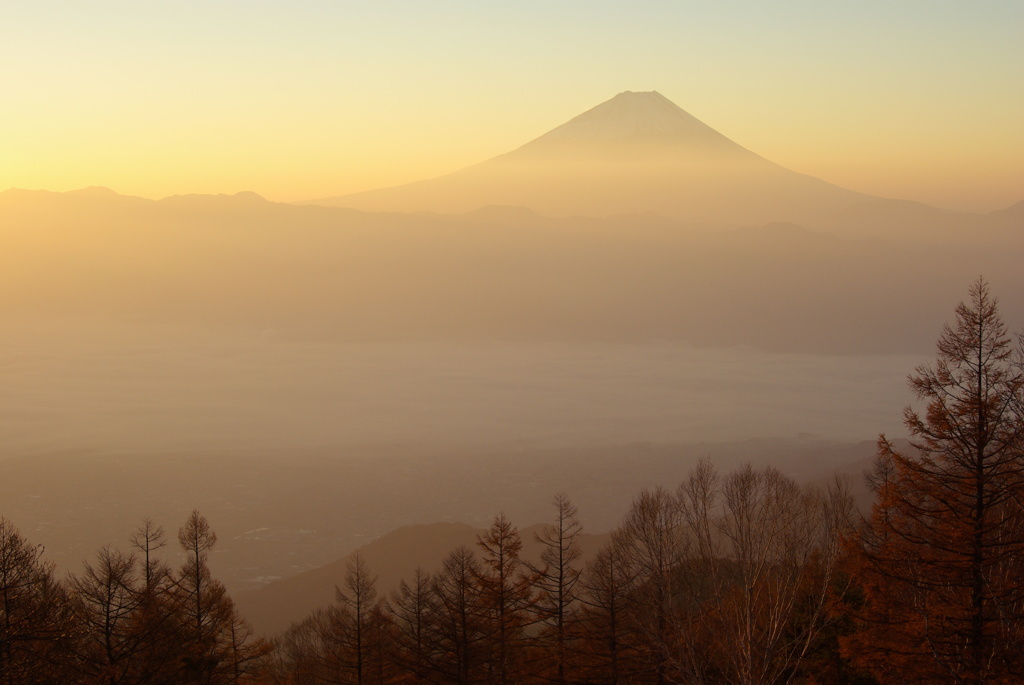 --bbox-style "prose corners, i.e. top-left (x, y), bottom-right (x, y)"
top-left (2, 2), bottom-right (1021, 212)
